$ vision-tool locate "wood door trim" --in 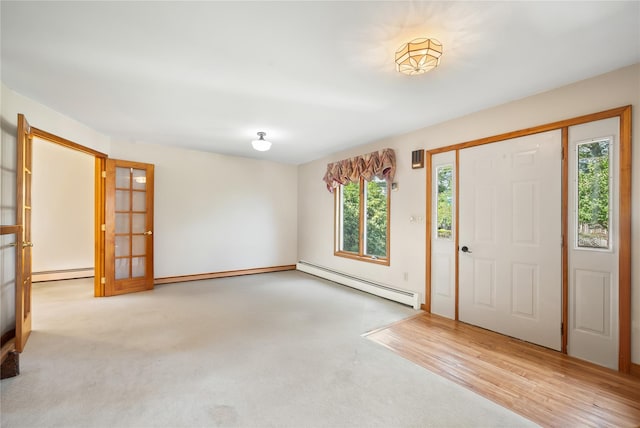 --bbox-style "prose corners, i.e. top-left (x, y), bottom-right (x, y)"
top-left (618, 106), bottom-right (632, 373)
top-left (454, 150), bottom-right (460, 321)
top-left (424, 105), bottom-right (632, 373)
top-left (561, 127), bottom-right (569, 354)
top-left (427, 106), bottom-right (631, 155)
top-left (24, 120), bottom-right (107, 297)
top-left (154, 265), bottom-right (297, 285)
top-left (31, 127), bottom-right (107, 158)
top-left (95, 157), bottom-right (106, 296)
top-left (424, 151), bottom-right (432, 312)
